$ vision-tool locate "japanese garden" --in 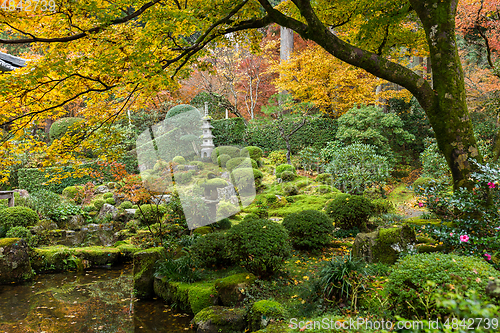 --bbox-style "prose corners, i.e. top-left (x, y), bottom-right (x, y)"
top-left (1, 1), bottom-right (500, 332)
